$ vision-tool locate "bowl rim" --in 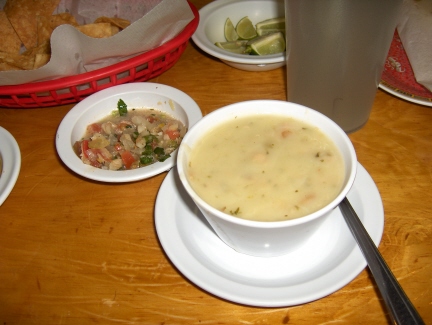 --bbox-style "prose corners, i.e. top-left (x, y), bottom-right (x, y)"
top-left (191, 0), bottom-right (286, 65)
top-left (0, 126), bottom-right (21, 206)
top-left (56, 82), bottom-right (202, 183)
top-left (177, 99), bottom-right (358, 228)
